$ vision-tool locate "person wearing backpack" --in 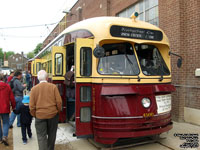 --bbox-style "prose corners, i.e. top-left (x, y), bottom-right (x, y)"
top-left (9, 71), bottom-right (26, 128)
top-left (64, 65), bottom-right (75, 101)
top-left (25, 71), bottom-right (32, 91)
top-left (0, 73), bottom-right (16, 146)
